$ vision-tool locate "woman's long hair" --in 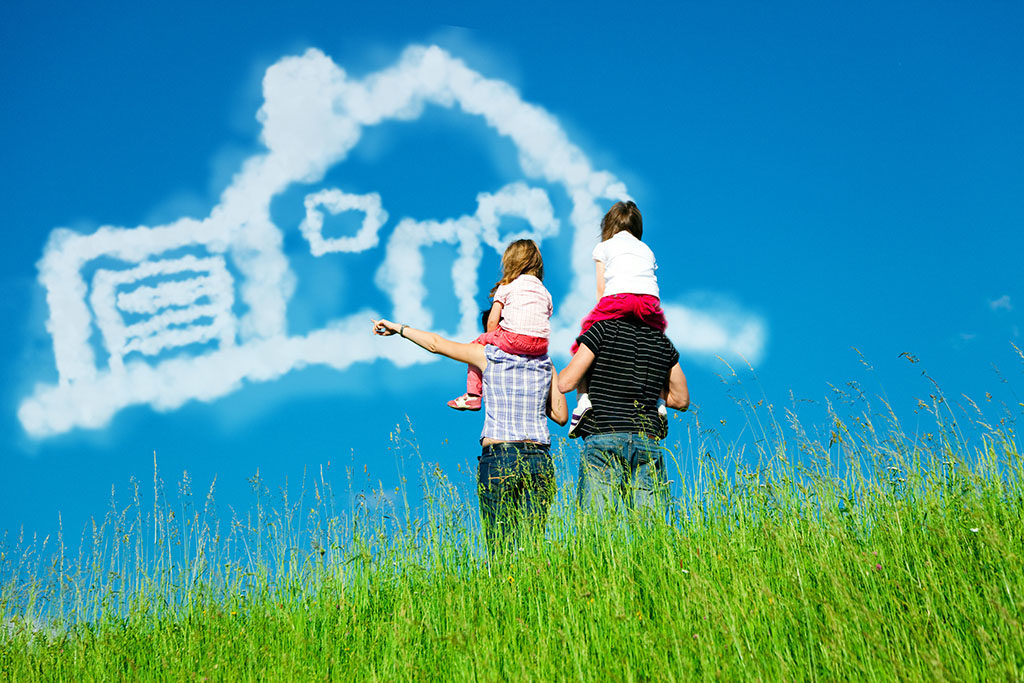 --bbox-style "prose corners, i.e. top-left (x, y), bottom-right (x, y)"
top-left (600, 200), bottom-right (643, 241)
top-left (490, 239), bottom-right (544, 297)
